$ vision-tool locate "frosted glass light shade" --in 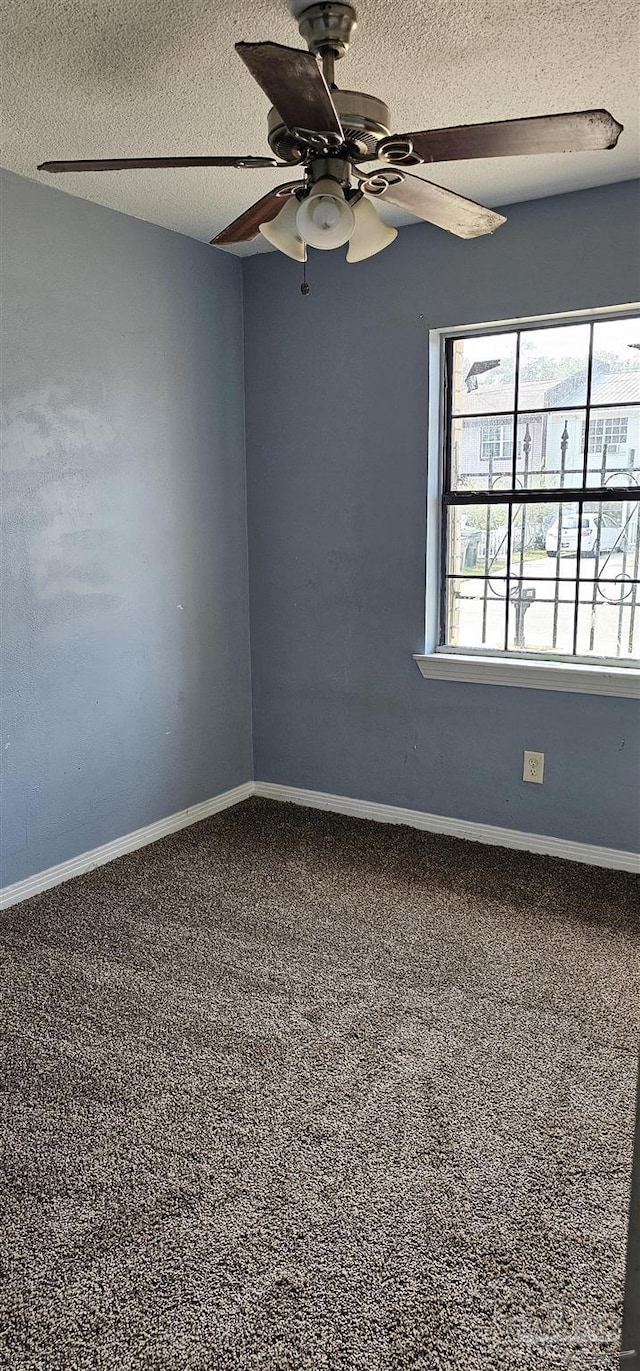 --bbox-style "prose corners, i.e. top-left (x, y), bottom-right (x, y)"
top-left (346, 195), bottom-right (398, 262)
top-left (259, 196), bottom-right (307, 261)
top-left (295, 178), bottom-right (355, 250)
